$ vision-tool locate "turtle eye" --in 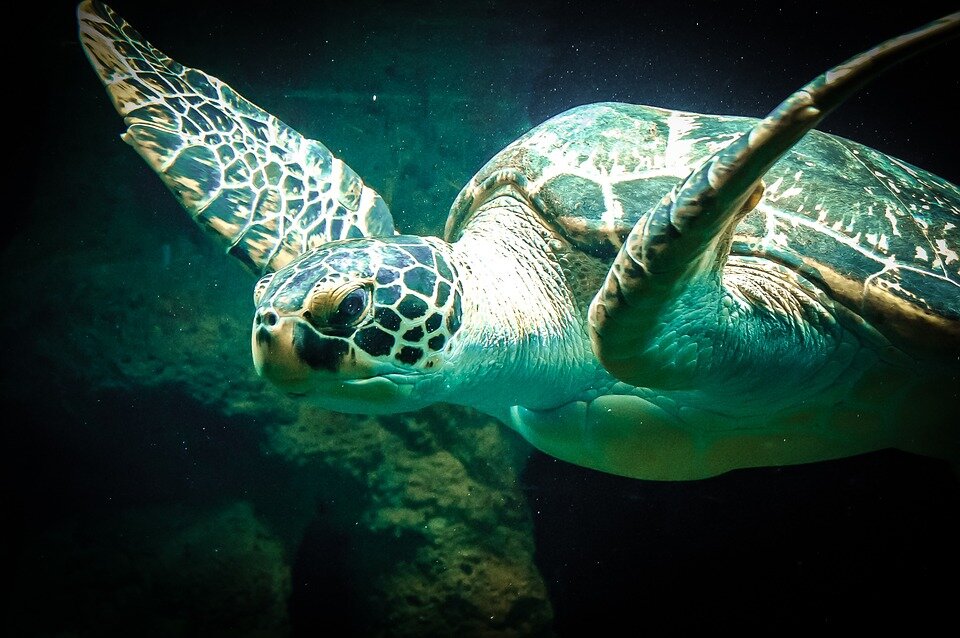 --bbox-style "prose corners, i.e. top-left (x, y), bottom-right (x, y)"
top-left (328, 287), bottom-right (369, 327)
